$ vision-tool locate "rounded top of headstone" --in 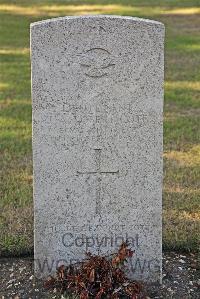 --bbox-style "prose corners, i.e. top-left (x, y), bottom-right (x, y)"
top-left (30, 15), bottom-right (164, 29)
